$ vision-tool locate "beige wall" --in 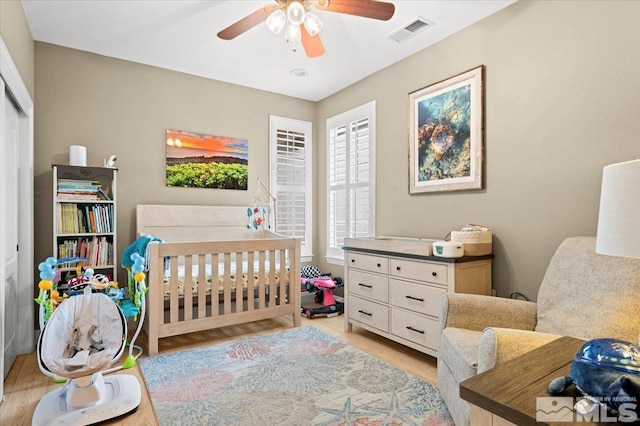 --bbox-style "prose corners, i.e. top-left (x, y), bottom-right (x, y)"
top-left (0, 0), bottom-right (34, 98)
top-left (316, 0), bottom-right (640, 299)
top-left (33, 0), bottom-right (640, 300)
top-left (33, 43), bottom-right (315, 280)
